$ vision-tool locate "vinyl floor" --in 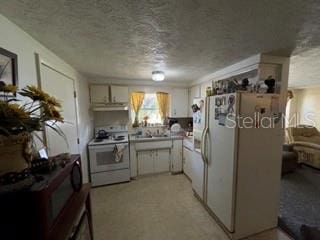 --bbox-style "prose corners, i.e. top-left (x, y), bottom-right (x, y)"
top-left (91, 173), bottom-right (291, 240)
